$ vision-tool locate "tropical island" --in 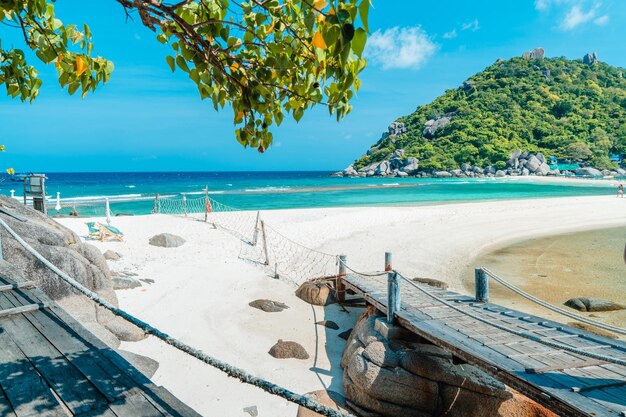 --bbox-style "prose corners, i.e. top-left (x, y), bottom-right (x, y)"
top-left (337, 49), bottom-right (626, 178)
